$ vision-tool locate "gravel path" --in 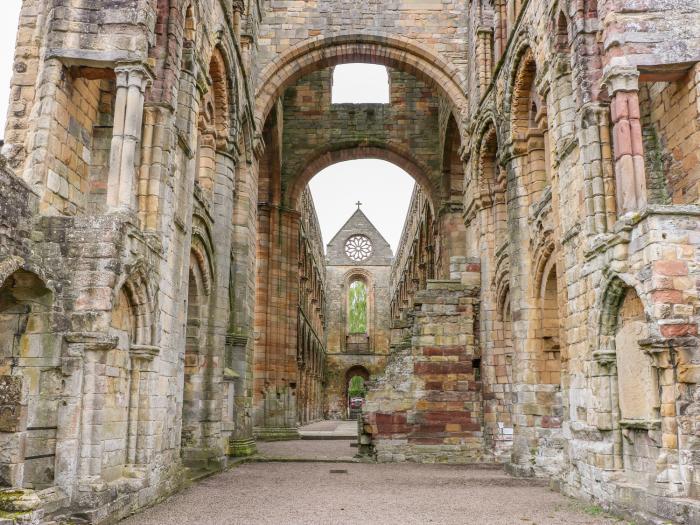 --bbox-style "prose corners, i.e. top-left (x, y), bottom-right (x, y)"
top-left (121, 462), bottom-right (623, 525)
